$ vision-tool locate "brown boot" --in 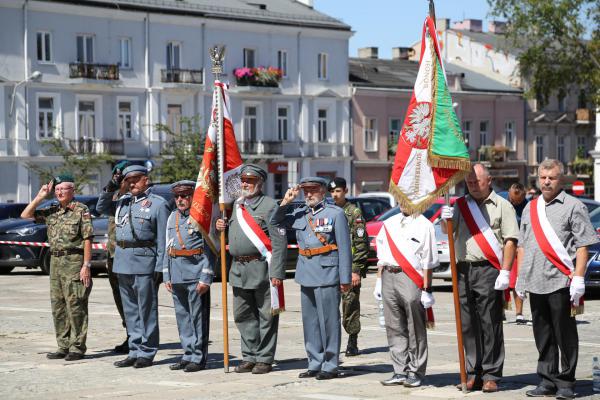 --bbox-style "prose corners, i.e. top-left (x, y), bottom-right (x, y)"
top-left (234, 361), bottom-right (255, 373)
top-left (251, 362), bottom-right (272, 374)
top-left (456, 376), bottom-right (483, 391)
